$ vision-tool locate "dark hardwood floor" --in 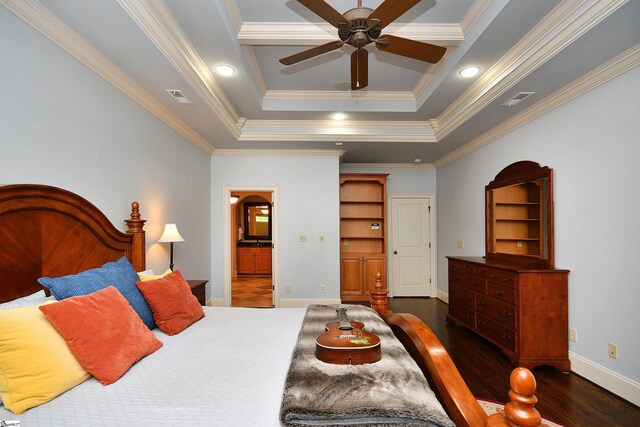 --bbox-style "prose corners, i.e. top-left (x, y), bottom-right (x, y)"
top-left (387, 297), bottom-right (640, 427)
